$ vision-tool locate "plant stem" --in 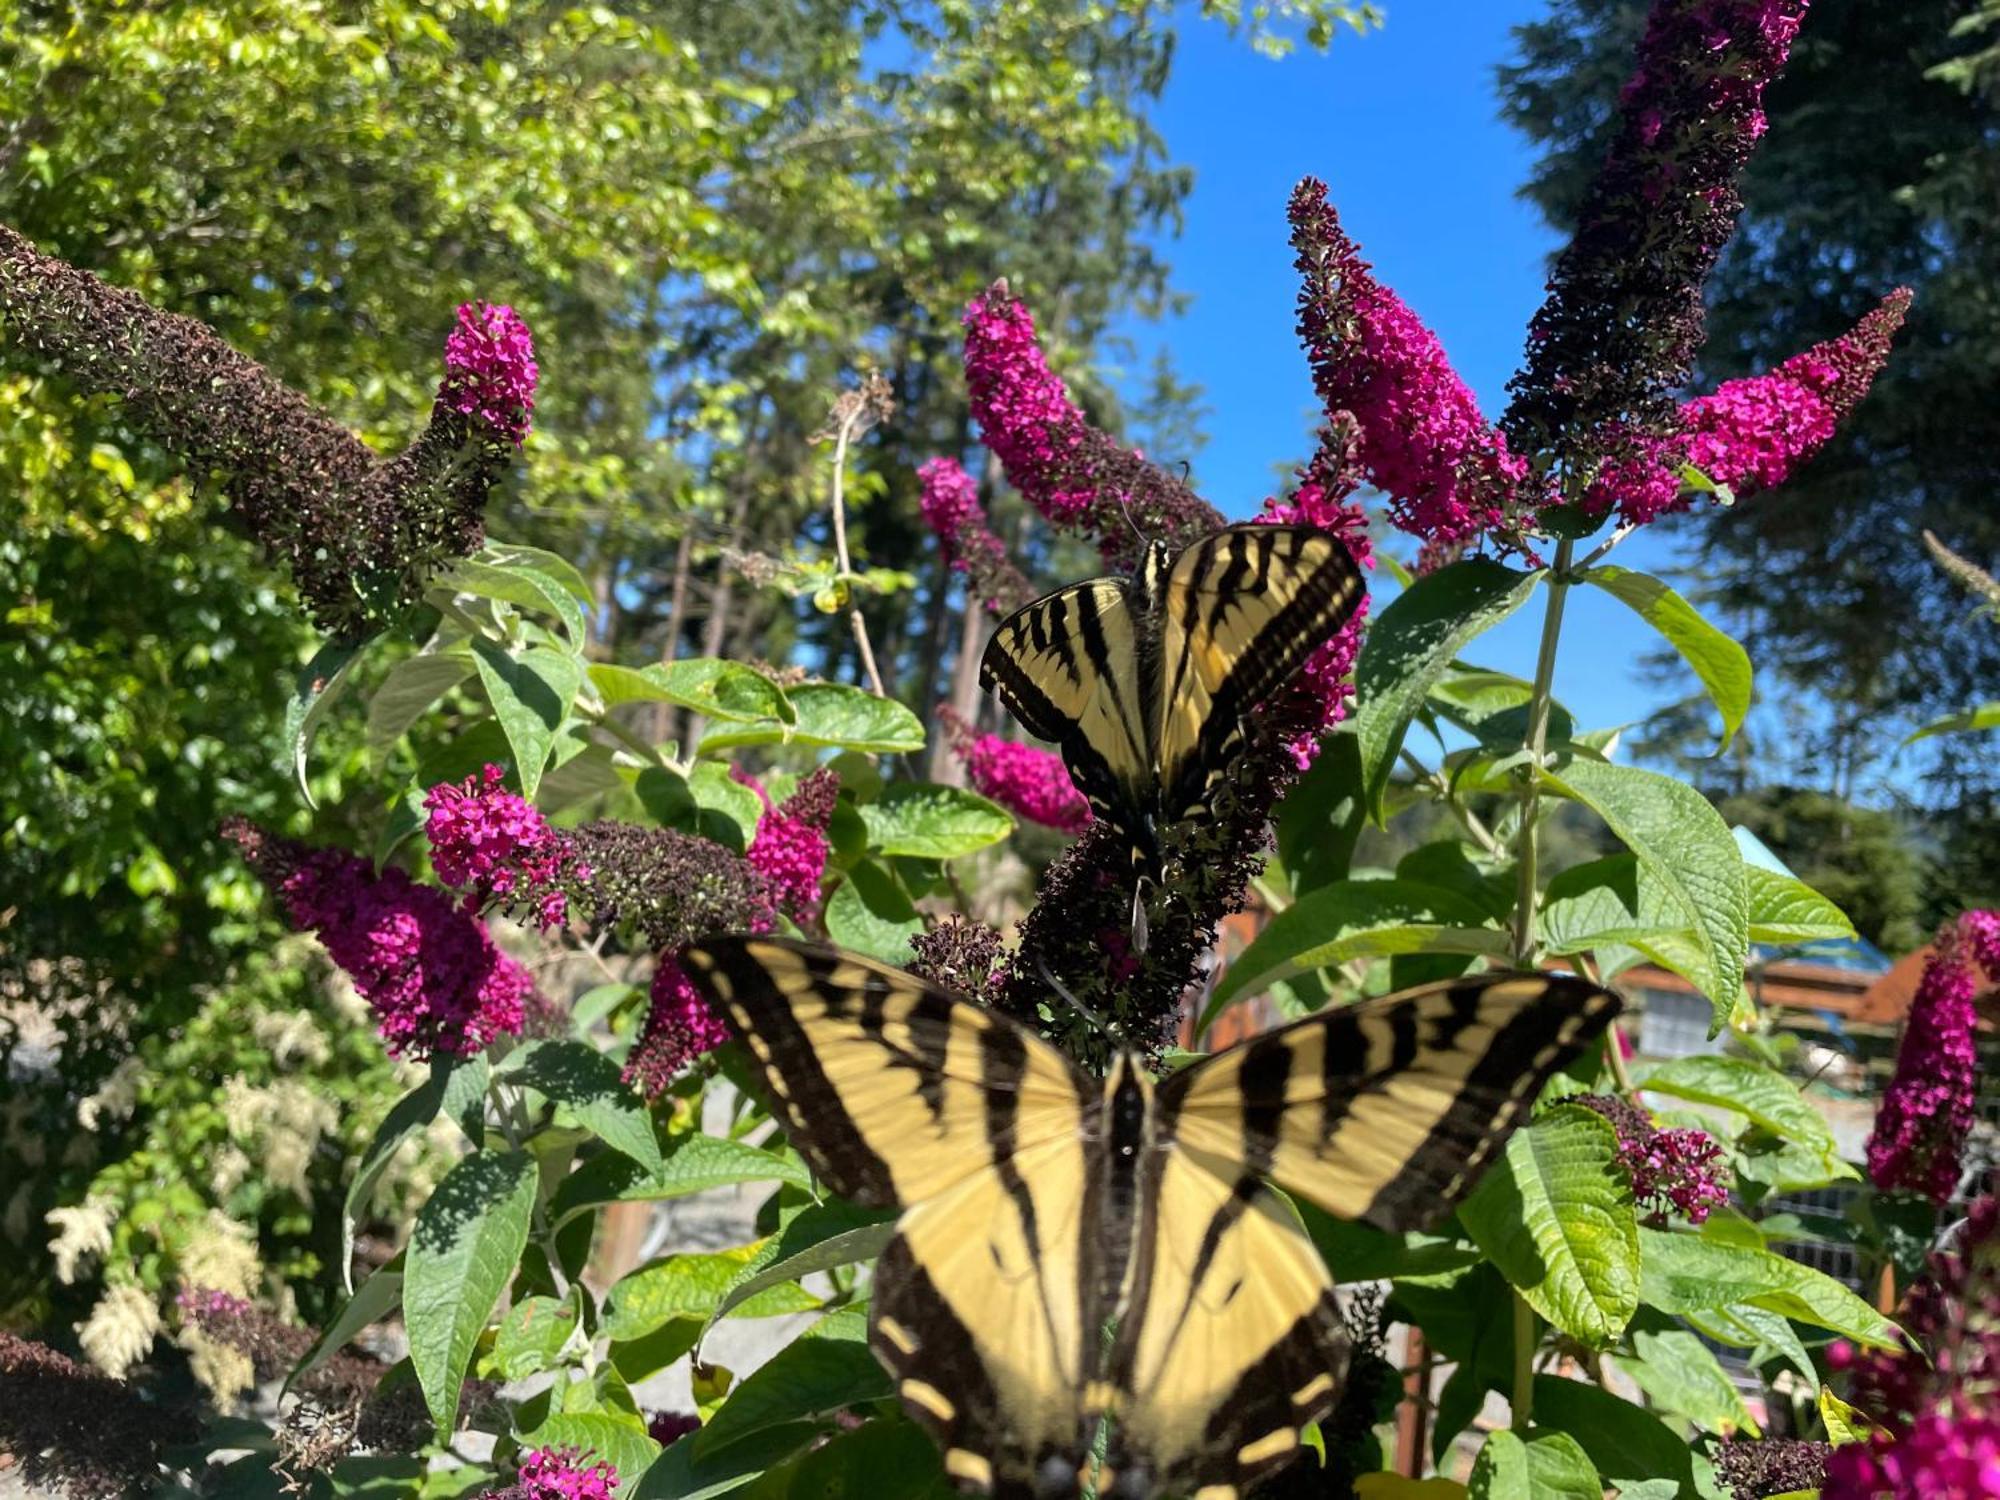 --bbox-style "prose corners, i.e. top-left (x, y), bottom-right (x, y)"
top-left (827, 406), bottom-right (887, 697)
top-left (1512, 538), bottom-right (1576, 968)
top-left (1512, 1291), bottom-right (1537, 1428)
